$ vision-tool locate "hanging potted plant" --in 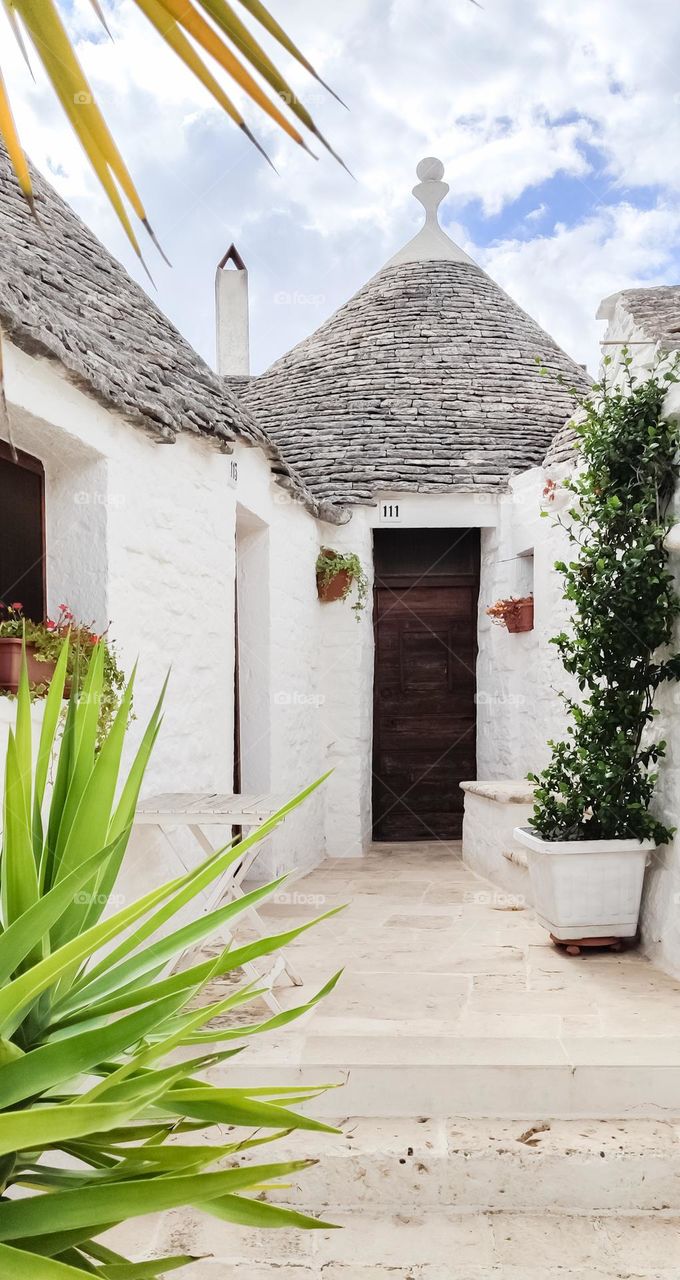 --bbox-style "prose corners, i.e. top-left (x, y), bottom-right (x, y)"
top-left (0, 602), bottom-right (126, 739)
top-left (316, 548), bottom-right (369, 618)
top-left (514, 354), bottom-right (680, 947)
top-left (486, 595), bottom-right (534, 633)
